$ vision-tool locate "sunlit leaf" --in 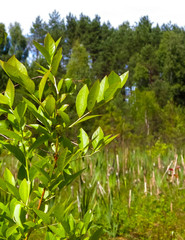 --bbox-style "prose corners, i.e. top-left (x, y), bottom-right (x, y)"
top-left (78, 128), bottom-right (89, 153)
top-left (97, 76), bottom-right (109, 103)
top-left (5, 79), bottom-right (15, 107)
top-left (76, 84), bottom-right (89, 117)
top-left (120, 71), bottom-right (129, 88)
top-left (39, 70), bottom-right (50, 101)
top-left (92, 127), bottom-right (104, 149)
top-left (87, 80), bottom-right (100, 111)
top-left (19, 179), bottom-right (30, 204)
